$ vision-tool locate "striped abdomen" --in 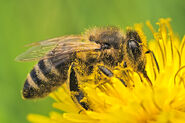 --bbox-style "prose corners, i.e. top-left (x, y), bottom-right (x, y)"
top-left (22, 55), bottom-right (72, 99)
